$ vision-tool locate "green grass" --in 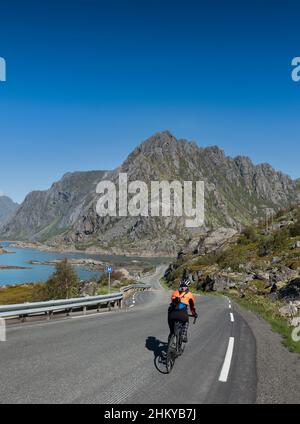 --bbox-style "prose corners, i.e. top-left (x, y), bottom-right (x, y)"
top-left (0, 284), bottom-right (37, 304)
top-left (96, 286), bottom-right (110, 295)
top-left (159, 277), bottom-right (172, 291)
